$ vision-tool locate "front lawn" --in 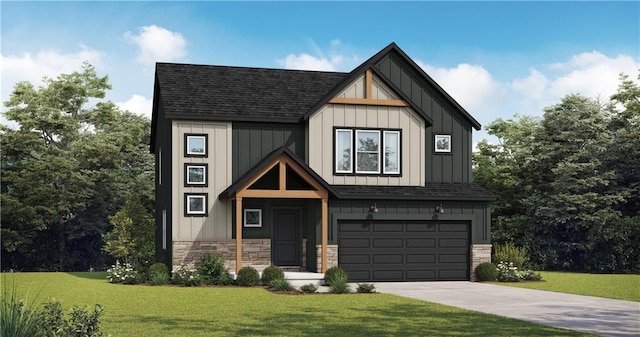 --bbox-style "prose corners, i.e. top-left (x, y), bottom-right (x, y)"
top-left (1, 272), bottom-right (591, 337)
top-left (495, 271), bottom-right (640, 302)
